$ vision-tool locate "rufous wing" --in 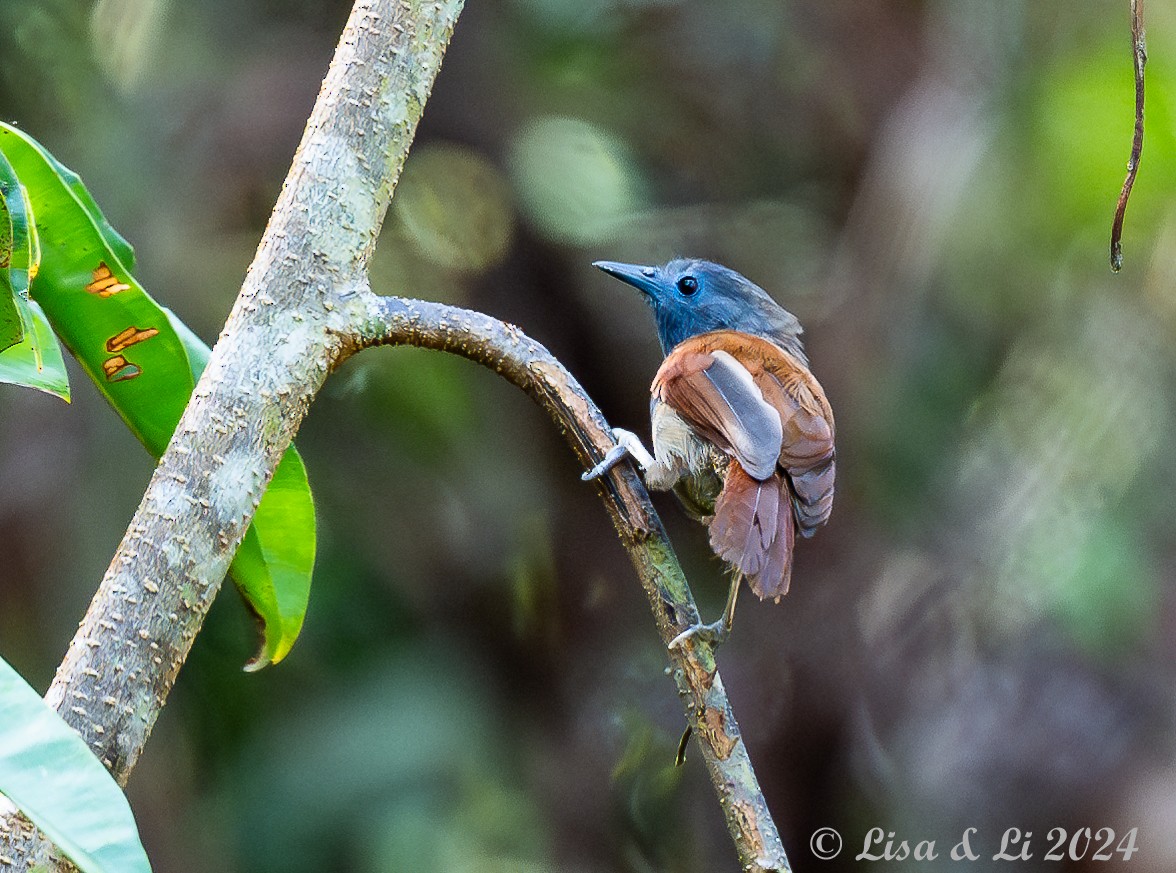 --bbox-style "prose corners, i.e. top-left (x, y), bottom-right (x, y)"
top-left (653, 348), bottom-right (784, 480)
top-left (655, 331), bottom-right (835, 537)
top-left (754, 360), bottom-right (835, 537)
